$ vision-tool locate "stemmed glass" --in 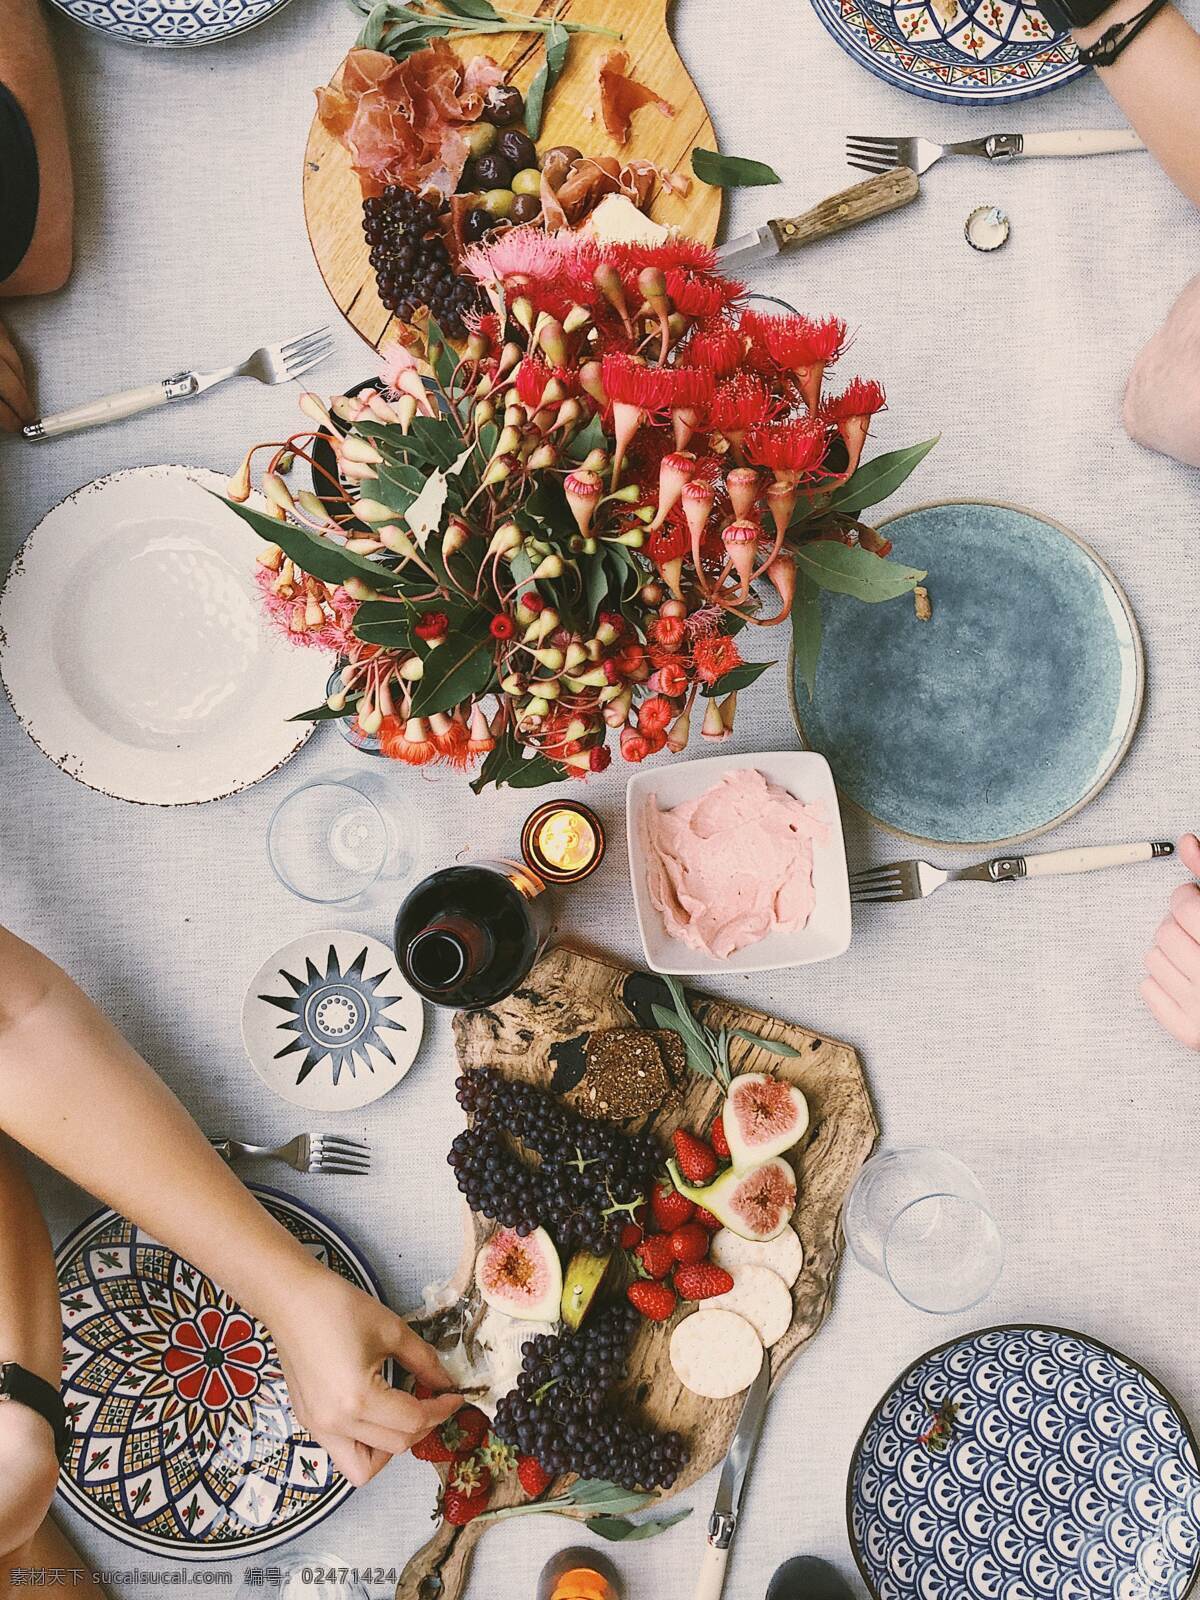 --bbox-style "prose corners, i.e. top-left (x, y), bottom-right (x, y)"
top-left (267, 770), bottom-right (421, 906)
top-left (842, 1146), bottom-right (1004, 1314)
